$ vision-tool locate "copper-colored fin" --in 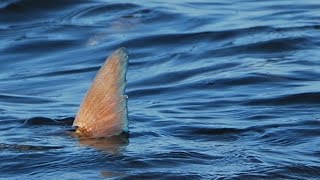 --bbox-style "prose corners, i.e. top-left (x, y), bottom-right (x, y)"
top-left (73, 48), bottom-right (128, 138)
